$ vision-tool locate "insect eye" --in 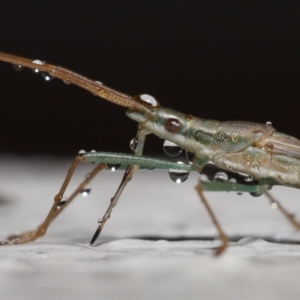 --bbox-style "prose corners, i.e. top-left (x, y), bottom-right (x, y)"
top-left (165, 118), bottom-right (181, 133)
